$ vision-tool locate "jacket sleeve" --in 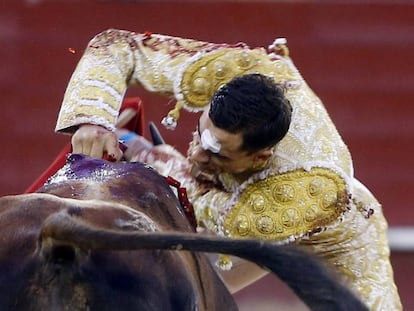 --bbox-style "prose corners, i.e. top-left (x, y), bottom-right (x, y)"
top-left (55, 29), bottom-right (231, 133)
